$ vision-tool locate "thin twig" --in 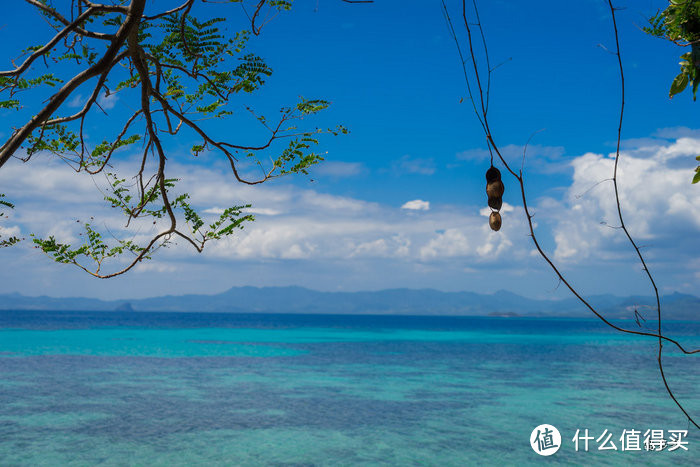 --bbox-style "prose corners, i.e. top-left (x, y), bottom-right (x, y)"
top-left (442, 0), bottom-right (700, 429)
